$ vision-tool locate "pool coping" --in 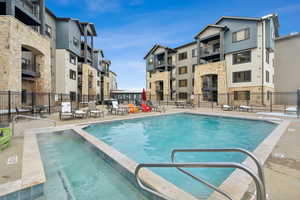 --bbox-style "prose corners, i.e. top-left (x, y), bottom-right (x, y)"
top-left (0, 110), bottom-right (289, 199)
